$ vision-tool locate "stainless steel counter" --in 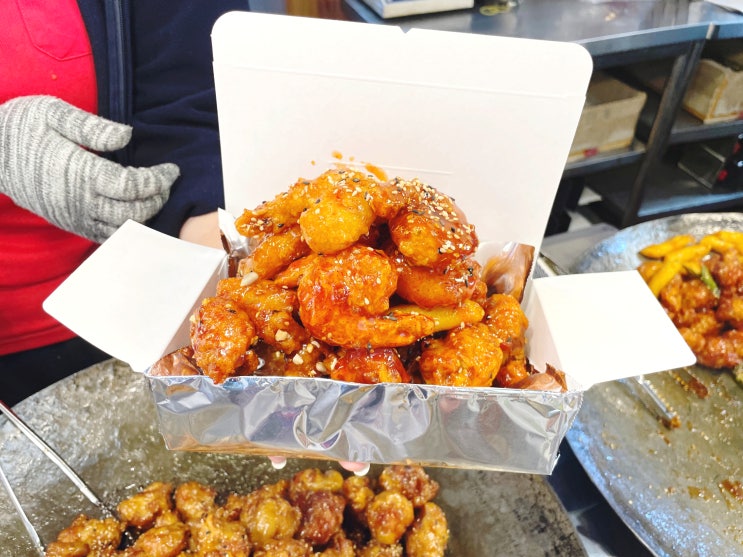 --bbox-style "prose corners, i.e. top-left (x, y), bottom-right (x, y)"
top-left (343, 0), bottom-right (743, 60)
